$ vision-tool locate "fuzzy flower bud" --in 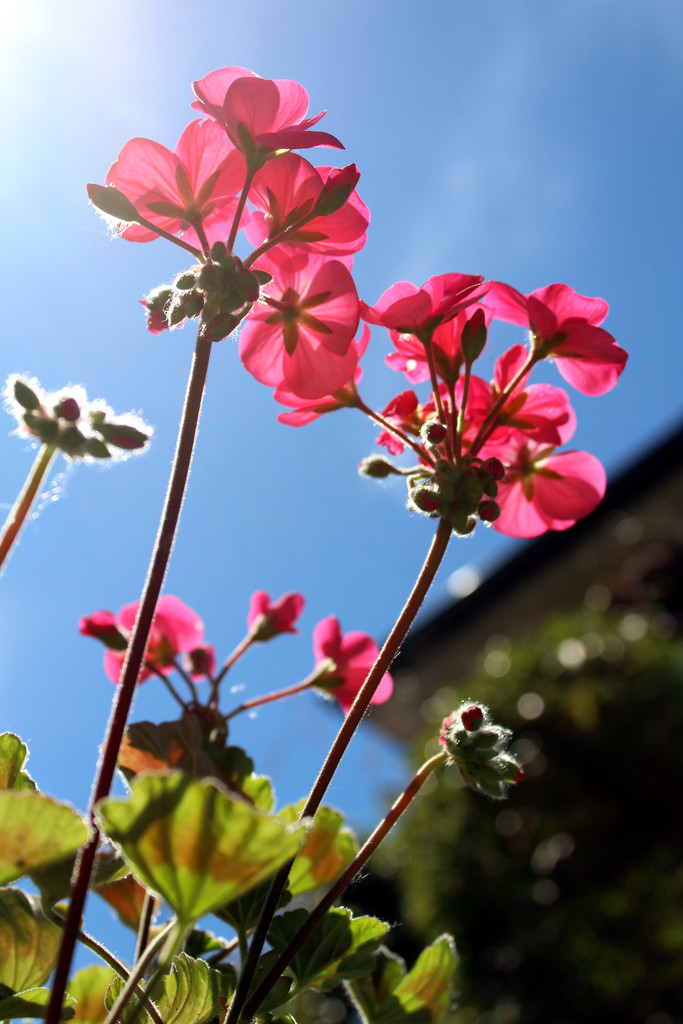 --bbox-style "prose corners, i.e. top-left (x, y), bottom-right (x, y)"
top-left (439, 701), bottom-right (523, 799)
